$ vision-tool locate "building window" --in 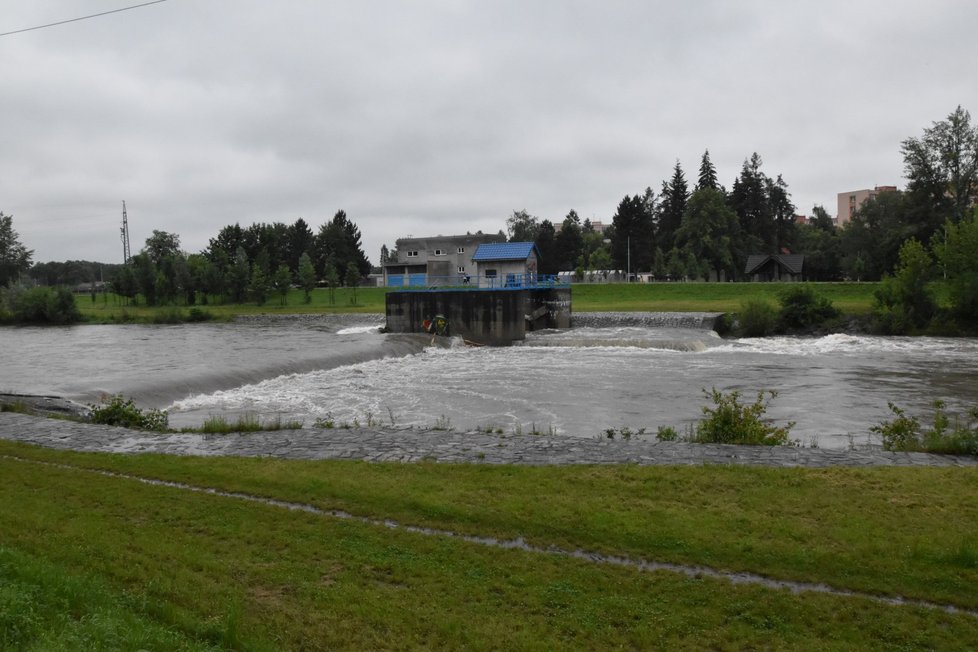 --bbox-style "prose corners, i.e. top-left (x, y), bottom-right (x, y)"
top-left (434, 249), bottom-right (445, 256)
top-left (406, 250), bottom-right (419, 258)
top-left (457, 246), bottom-right (465, 254)
top-left (485, 269), bottom-right (497, 278)
top-left (458, 266), bottom-right (465, 273)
